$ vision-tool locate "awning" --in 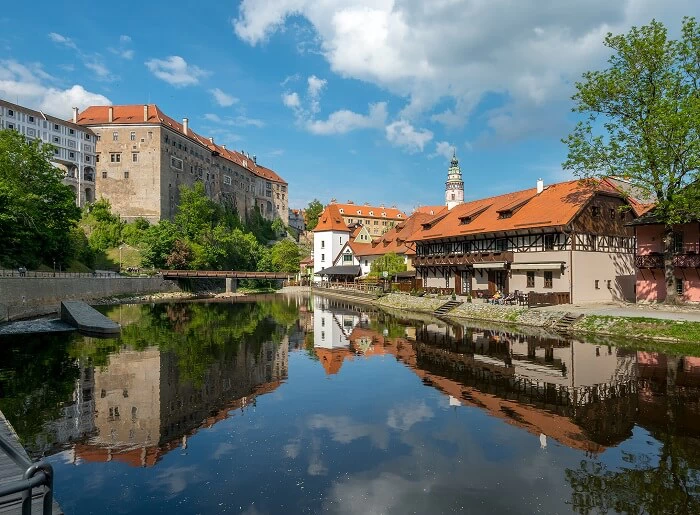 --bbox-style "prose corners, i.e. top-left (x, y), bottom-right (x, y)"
top-left (511, 262), bottom-right (564, 271)
top-left (473, 262), bottom-right (507, 270)
top-left (315, 265), bottom-right (362, 277)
